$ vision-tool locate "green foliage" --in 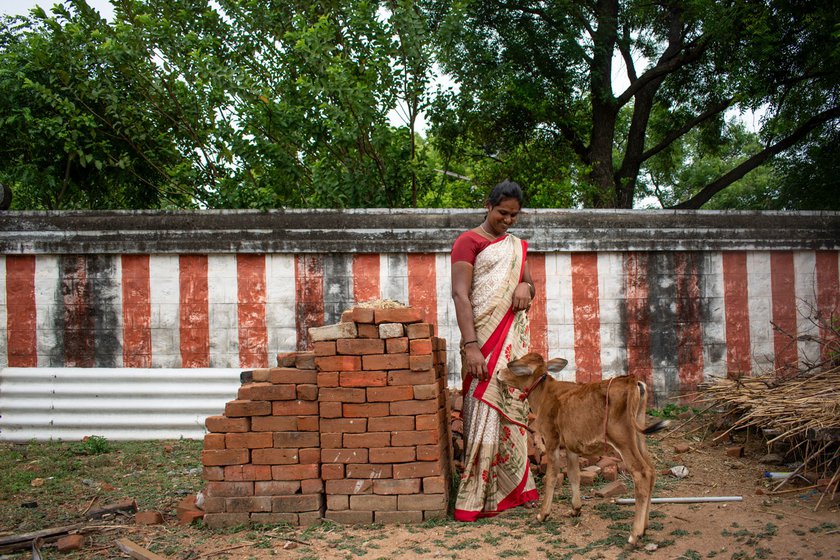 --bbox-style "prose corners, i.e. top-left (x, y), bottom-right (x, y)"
top-left (72, 434), bottom-right (112, 455)
top-left (648, 403), bottom-right (694, 419)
